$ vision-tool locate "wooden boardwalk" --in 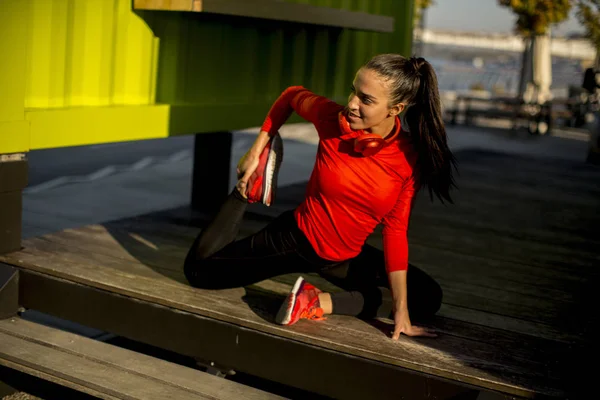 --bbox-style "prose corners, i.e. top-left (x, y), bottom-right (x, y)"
top-left (2, 148), bottom-right (598, 399)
